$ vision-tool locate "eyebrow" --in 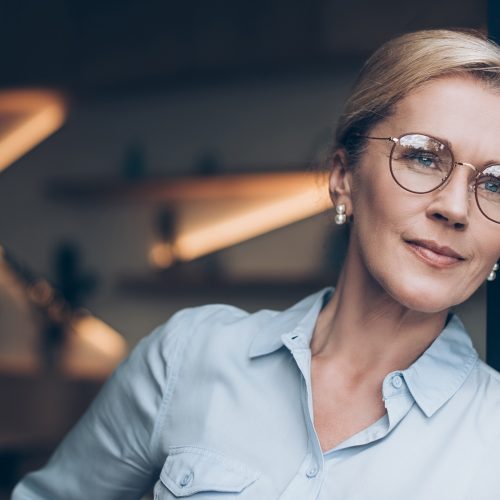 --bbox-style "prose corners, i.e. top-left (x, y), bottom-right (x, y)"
top-left (481, 161), bottom-right (500, 170)
top-left (431, 134), bottom-right (500, 169)
top-left (438, 136), bottom-right (453, 150)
